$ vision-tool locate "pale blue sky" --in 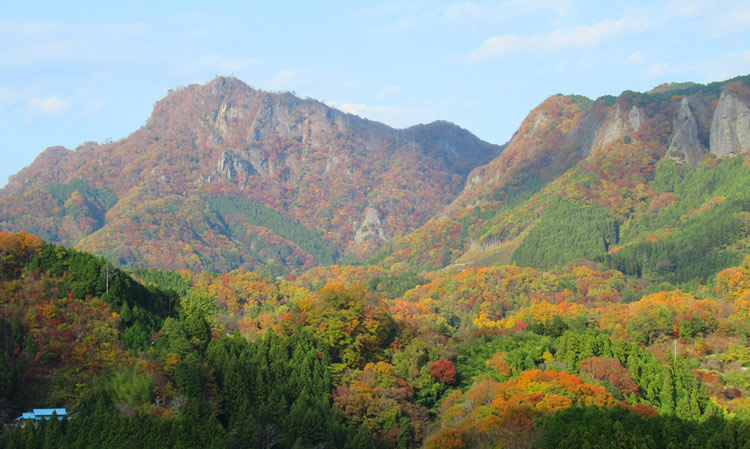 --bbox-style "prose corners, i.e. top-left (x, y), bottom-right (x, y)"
top-left (2, 1), bottom-right (749, 187)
